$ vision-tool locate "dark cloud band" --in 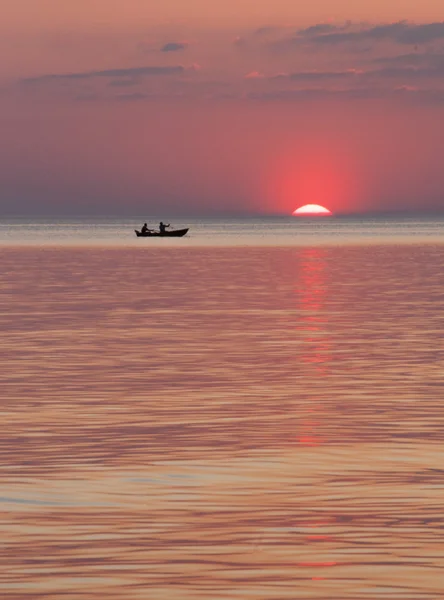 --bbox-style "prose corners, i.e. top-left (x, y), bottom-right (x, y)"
top-left (161, 43), bottom-right (188, 52)
top-left (23, 65), bottom-right (184, 84)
